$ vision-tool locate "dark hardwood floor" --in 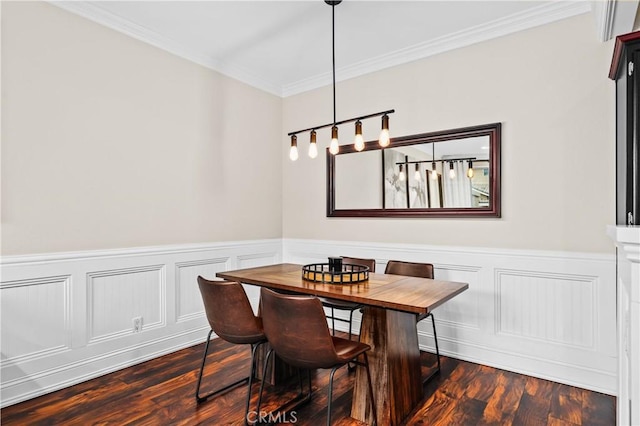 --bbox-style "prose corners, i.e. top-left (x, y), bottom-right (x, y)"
top-left (1, 333), bottom-right (615, 425)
